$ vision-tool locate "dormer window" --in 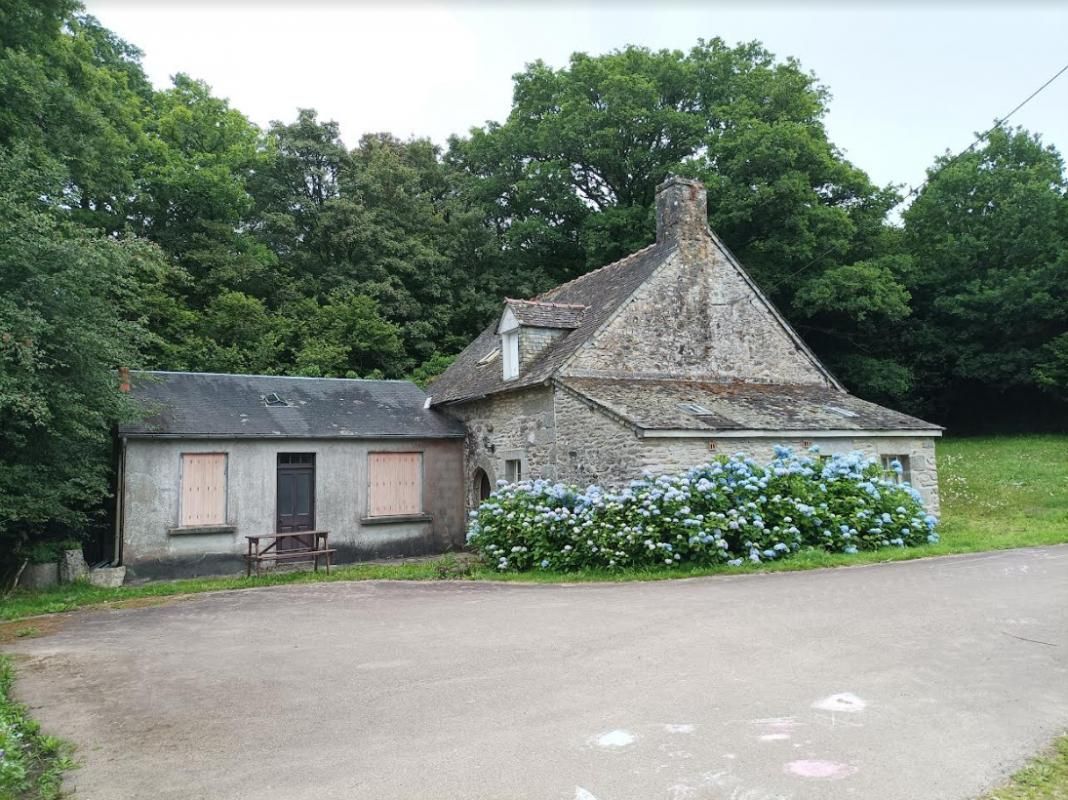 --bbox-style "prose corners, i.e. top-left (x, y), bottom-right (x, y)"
top-left (496, 299), bottom-right (587, 382)
top-left (502, 330), bottom-right (519, 380)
